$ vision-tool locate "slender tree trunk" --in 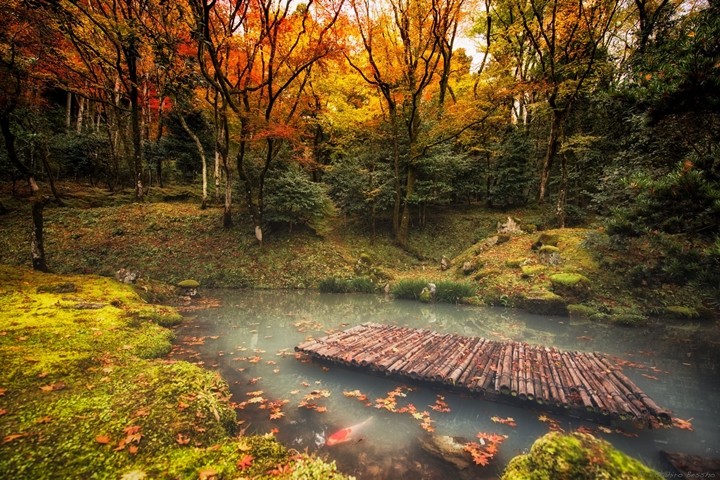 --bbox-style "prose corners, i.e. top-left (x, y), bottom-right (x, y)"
top-left (66, 92), bottom-right (72, 131)
top-left (40, 141), bottom-right (65, 206)
top-left (155, 97), bottom-right (165, 187)
top-left (125, 39), bottom-right (143, 200)
top-left (76, 96), bottom-right (85, 133)
top-left (556, 154), bottom-right (568, 228)
top-left (397, 164), bottom-right (416, 247)
top-left (31, 197), bottom-right (50, 272)
top-left (538, 107), bottom-right (564, 204)
top-left (177, 112), bottom-right (208, 209)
